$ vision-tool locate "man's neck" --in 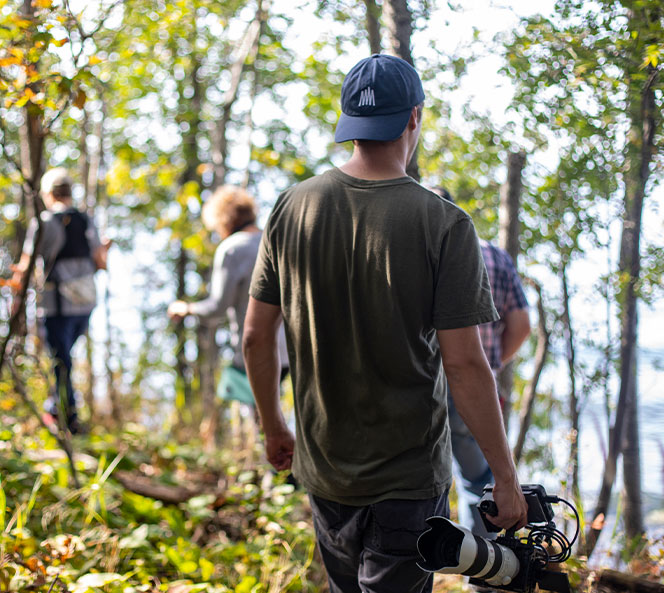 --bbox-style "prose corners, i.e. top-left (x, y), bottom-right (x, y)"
top-left (339, 141), bottom-right (410, 181)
